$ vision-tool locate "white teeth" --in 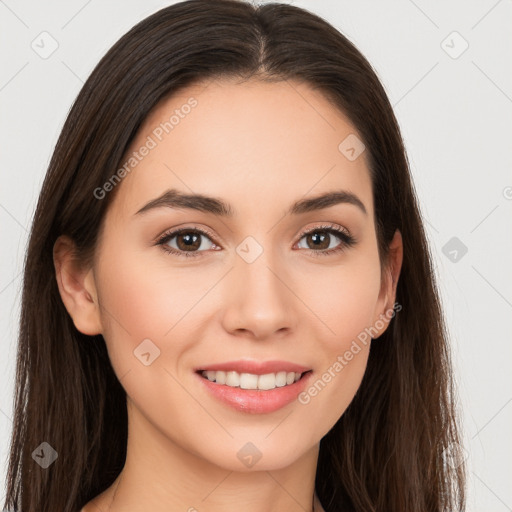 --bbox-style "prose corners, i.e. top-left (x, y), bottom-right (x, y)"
top-left (240, 372), bottom-right (258, 389)
top-left (258, 373), bottom-right (277, 390)
top-left (275, 371), bottom-right (287, 387)
top-left (201, 370), bottom-right (304, 390)
top-left (225, 371), bottom-right (240, 387)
